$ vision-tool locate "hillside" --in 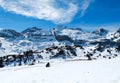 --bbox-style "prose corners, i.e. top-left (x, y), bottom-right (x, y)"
top-left (0, 27), bottom-right (120, 68)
